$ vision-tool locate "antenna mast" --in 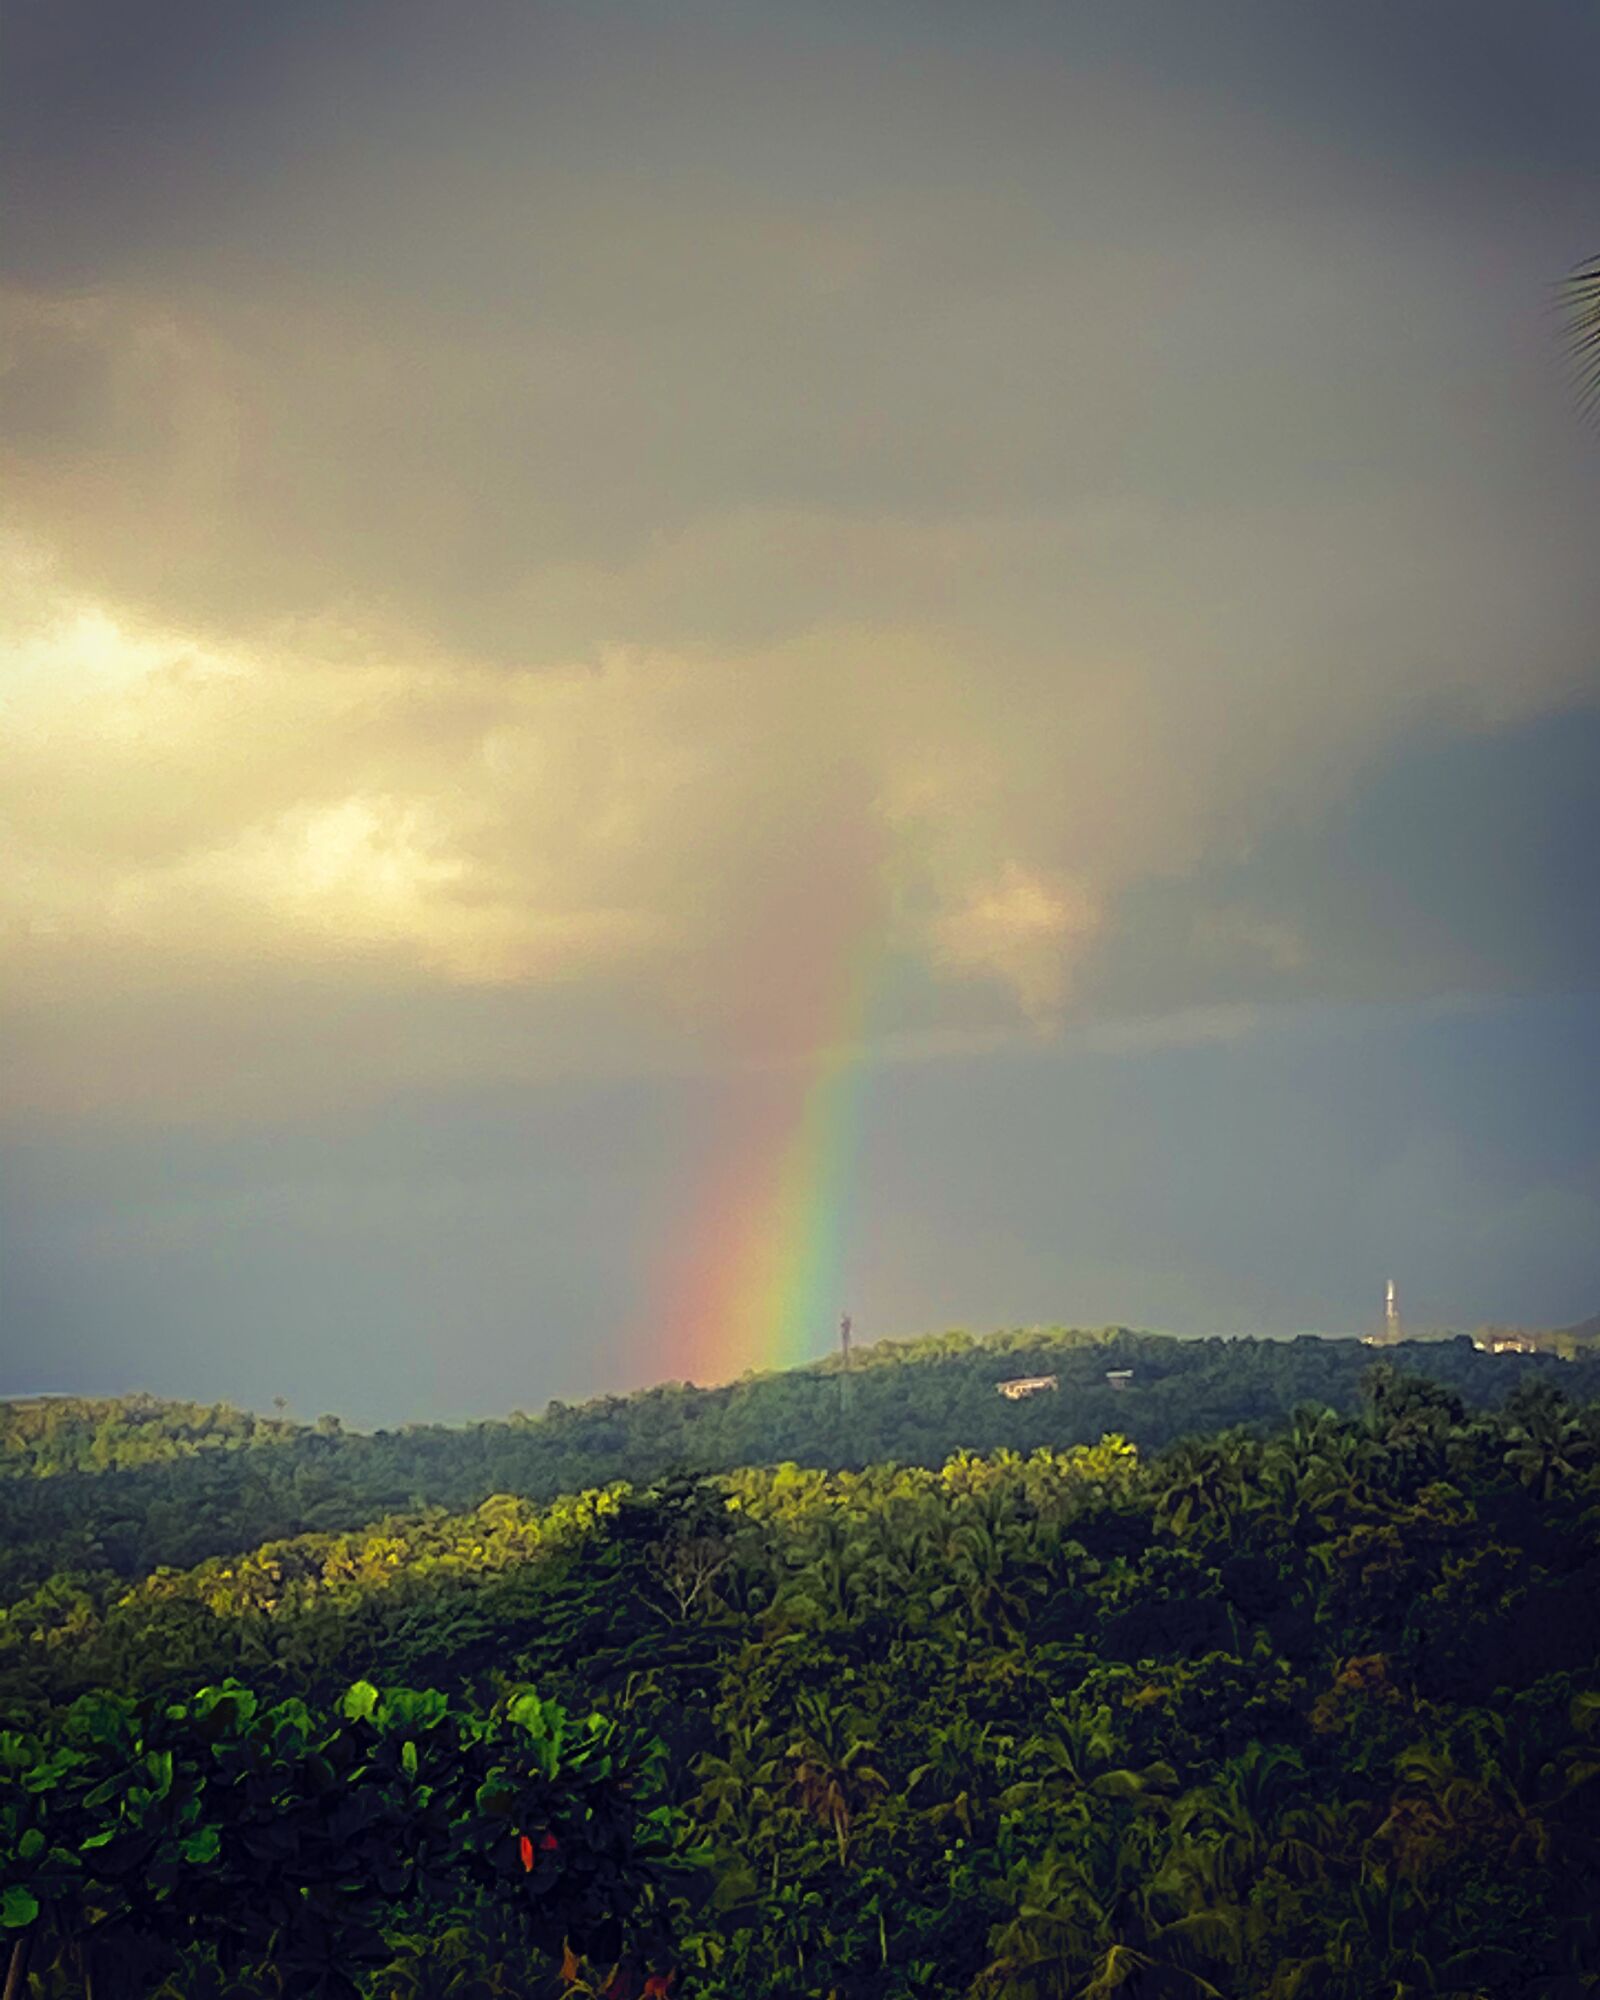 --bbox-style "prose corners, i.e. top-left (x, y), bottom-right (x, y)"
top-left (1385, 1280), bottom-right (1400, 1344)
